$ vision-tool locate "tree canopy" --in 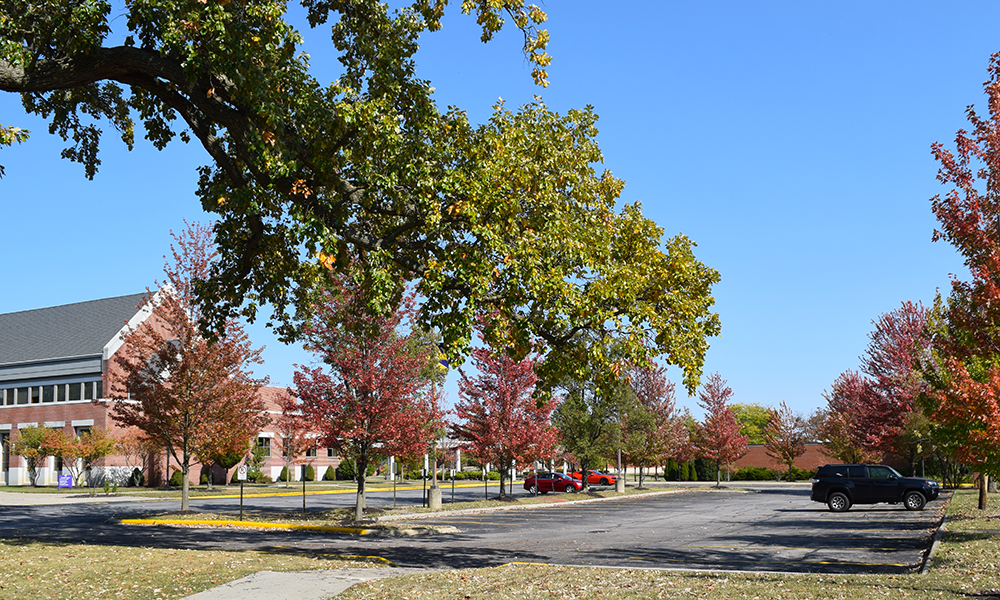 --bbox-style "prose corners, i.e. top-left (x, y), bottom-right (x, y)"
top-left (0, 0), bottom-right (720, 393)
